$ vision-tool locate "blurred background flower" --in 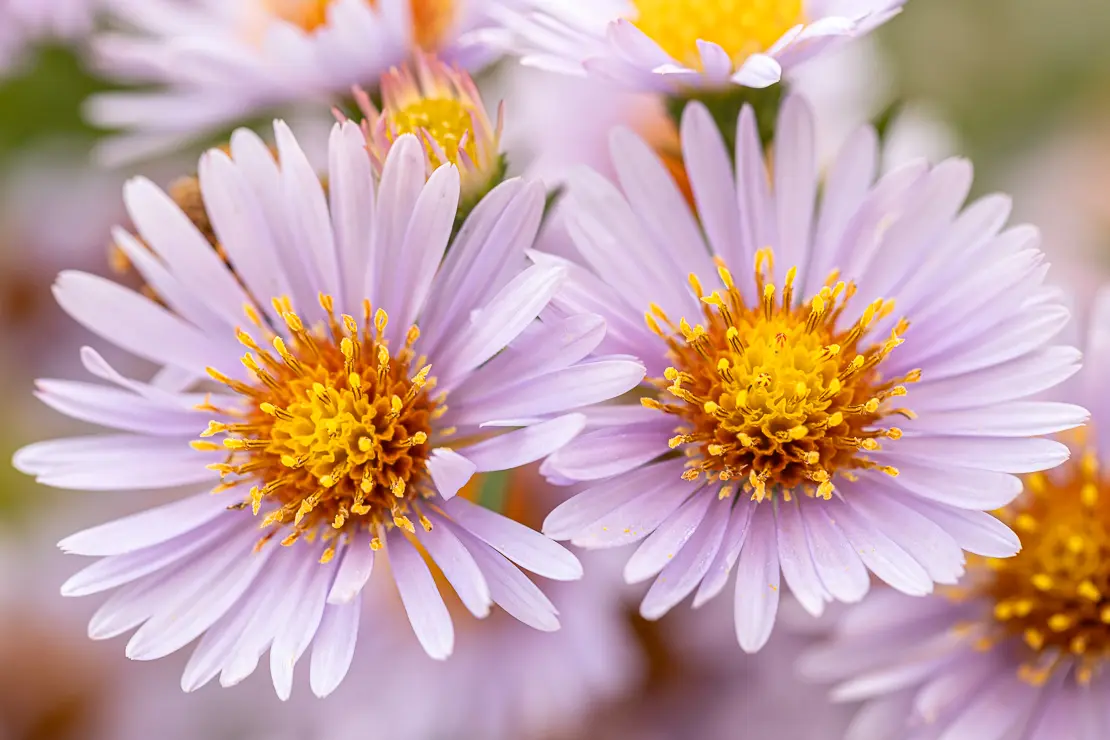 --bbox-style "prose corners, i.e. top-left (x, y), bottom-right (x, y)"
top-left (4, 0), bottom-right (1110, 738)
